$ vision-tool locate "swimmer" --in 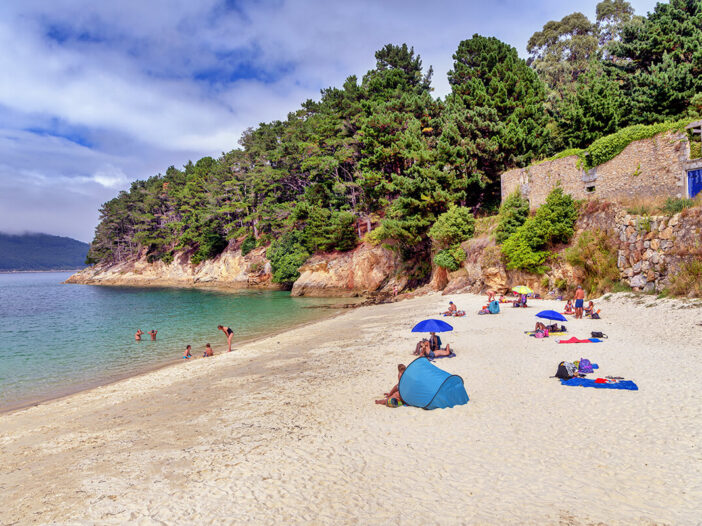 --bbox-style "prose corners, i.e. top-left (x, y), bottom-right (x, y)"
top-left (148, 329), bottom-right (158, 341)
top-left (135, 329), bottom-right (144, 341)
